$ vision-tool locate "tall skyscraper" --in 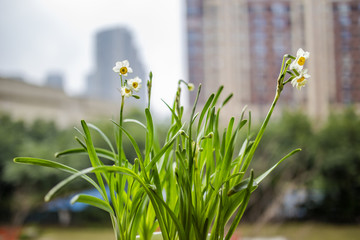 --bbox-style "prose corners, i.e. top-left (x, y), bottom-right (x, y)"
top-left (87, 27), bottom-right (146, 102)
top-left (186, 0), bottom-right (204, 104)
top-left (247, 2), bottom-right (292, 104)
top-left (186, 0), bottom-right (295, 118)
top-left (332, 1), bottom-right (360, 104)
top-left (185, 0), bottom-right (360, 120)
